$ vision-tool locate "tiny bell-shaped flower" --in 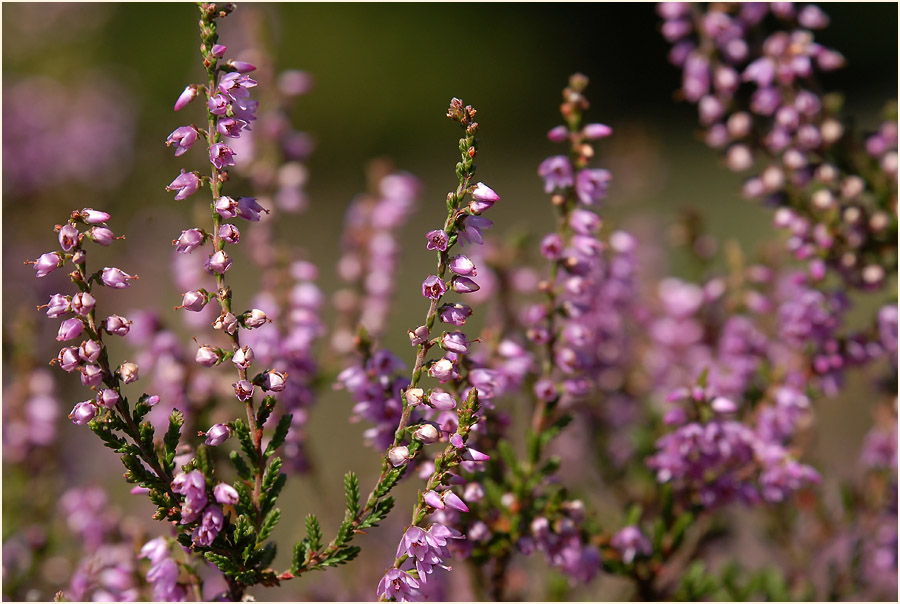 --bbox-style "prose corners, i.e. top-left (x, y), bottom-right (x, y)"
top-left (173, 85), bottom-right (198, 111)
top-left (177, 290), bottom-right (208, 312)
top-left (423, 490), bottom-right (445, 509)
top-left (232, 345), bottom-right (255, 370)
top-left (31, 252), bottom-right (63, 278)
top-left (214, 483), bottom-right (240, 505)
top-left (215, 197), bottom-right (239, 219)
top-left (441, 331), bottom-right (470, 355)
top-left (195, 345), bottom-right (221, 367)
top-left (438, 303), bottom-right (473, 326)
top-left (44, 294), bottom-right (71, 318)
top-left (166, 126), bottom-right (198, 157)
top-left (166, 170), bottom-right (201, 201)
top-left (451, 276), bottom-right (480, 294)
top-left (211, 44), bottom-right (227, 57)
top-left (421, 275), bottom-right (446, 300)
top-left (104, 315), bottom-right (132, 336)
top-left (408, 325), bottom-right (429, 346)
top-left (80, 208), bottom-right (111, 224)
top-left (428, 358), bottom-right (456, 382)
top-left (56, 318), bottom-right (84, 342)
top-left (214, 312), bottom-right (239, 335)
top-left (173, 228), bottom-right (205, 253)
top-left (80, 364), bottom-right (104, 387)
top-left (464, 482), bottom-right (485, 502)
top-left (243, 308), bottom-right (268, 328)
top-left (227, 59), bottom-right (257, 73)
top-left (69, 401), bottom-right (97, 425)
top-left (57, 347), bottom-right (81, 372)
top-left (710, 396), bottom-right (738, 414)
top-left (448, 255), bottom-right (477, 276)
top-left (97, 389), bottom-right (119, 409)
top-left (58, 223), bottom-right (79, 251)
top-left (71, 292), bottom-right (96, 316)
top-left (442, 490), bottom-right (469, 512)
top-left (413, 422), bottom-right (440, 444)
top-left (261, 370), bottom-right (288, 392)
top-left (79, 340), bottom-right (102, 364)
top-left (462, 447), bottom-right (490, 462)
top-left (388, 445), bottom-right (410, 467)
top-left (100, 267), bottom-right (137, 289)
top-left (406, 388), bottom-right (425, 406)
top-left (469, 182), bottom-right (500, 214)
top-left (234, 380), bottom-right (254, 401)
top-left (218, 224), bottom-right (240, 244)
top-left (208, 250), bottom-right (232, 274)
top-left (204, 423), bottom-right (232, 446)
top-left (118, 362), bottom-right (139, 384)
top-left (236, 197), bottom-right (267, 221)
top-left (428, 390), bottom-right (457, 411)
top-left (425, 229), bottom-right (449, 251)
top-left (449, 433), bottom-right (464, 448)
top-left (583, 123), bottom-right (613, 139)
top-left (547, 125), bottom-right (568, 142)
